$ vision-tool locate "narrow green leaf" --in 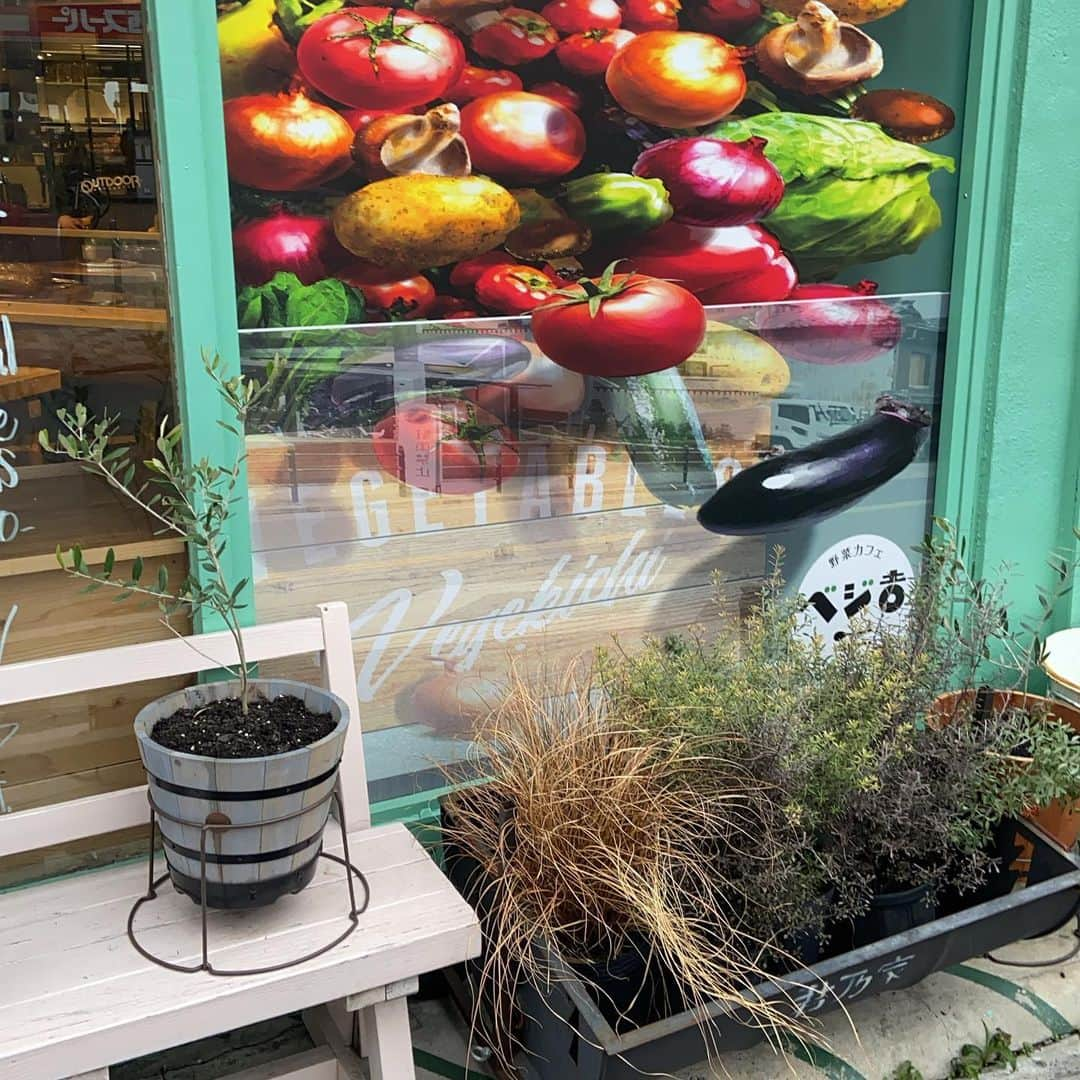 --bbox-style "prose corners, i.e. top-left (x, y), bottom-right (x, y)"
top-left (103, 548), bottom-right (115, 575)
top-left (131, 556), bottom-right (143, 582)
